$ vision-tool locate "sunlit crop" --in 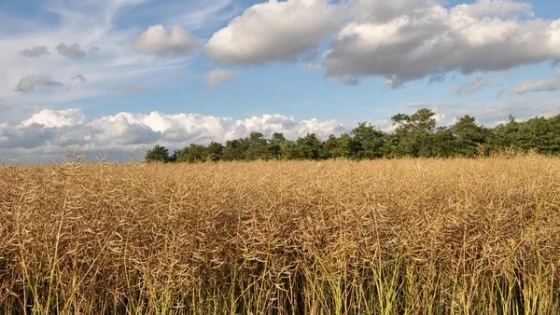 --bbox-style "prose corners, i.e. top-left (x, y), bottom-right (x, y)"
top-left (1, 156), bottom-right (559, 314)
